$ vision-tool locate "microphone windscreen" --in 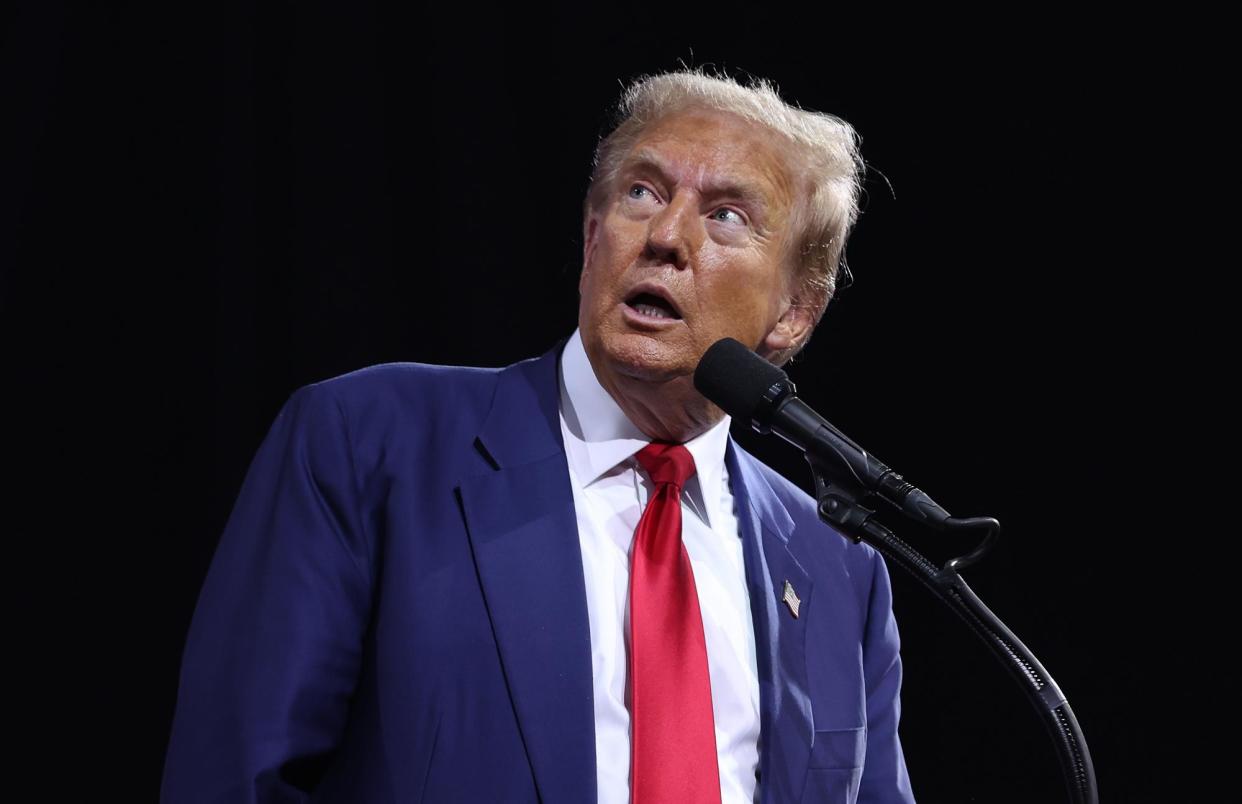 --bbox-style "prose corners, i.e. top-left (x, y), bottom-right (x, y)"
top-left (694, 337), bottom-right (790, 420)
